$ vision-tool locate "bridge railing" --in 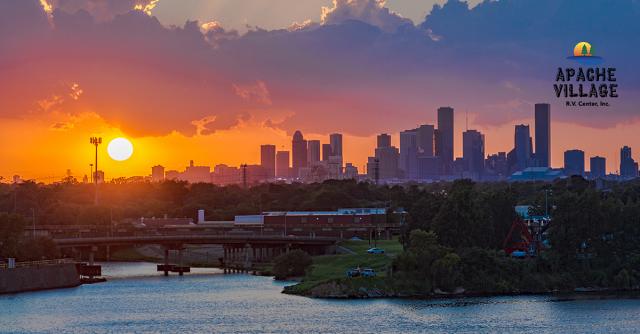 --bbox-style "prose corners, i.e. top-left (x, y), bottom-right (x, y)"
top-left (0, 258), bottom-right (76, 269)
